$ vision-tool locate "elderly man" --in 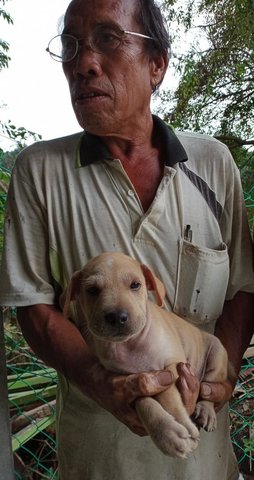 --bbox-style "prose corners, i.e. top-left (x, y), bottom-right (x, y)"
top-left (1, 0), bottom-right (253, 479)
